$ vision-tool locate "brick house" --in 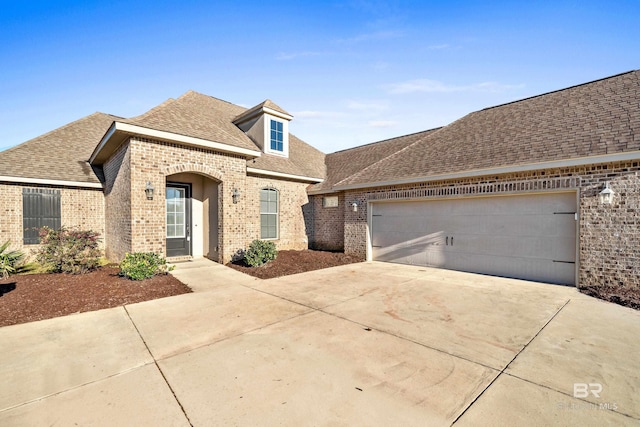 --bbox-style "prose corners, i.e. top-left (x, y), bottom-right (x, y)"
top-left (1, 70), bottom-right (639, 287)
